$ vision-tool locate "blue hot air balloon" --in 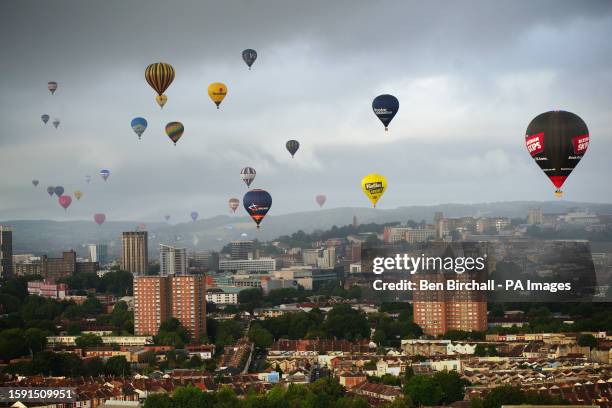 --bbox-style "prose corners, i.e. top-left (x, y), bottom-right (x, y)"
top-left (243, 189), bottom-right (272, 228)
top-left (372, 94), bottom-right (399, 131)
top-left (54, 186), bottom-right (65, 197)
top-left (100, 169), bottom-right (110, 181)
top-left (131, 117), bottom-right (148, 140)
top-left (191, 211), bottom-right (199, 221)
